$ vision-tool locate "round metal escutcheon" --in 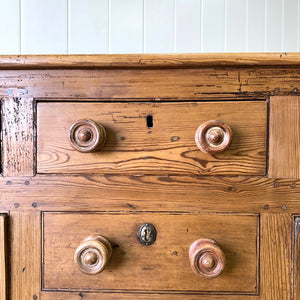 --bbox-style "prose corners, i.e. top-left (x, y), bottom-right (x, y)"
top-left (138, 223), bottom-right (157, 246)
